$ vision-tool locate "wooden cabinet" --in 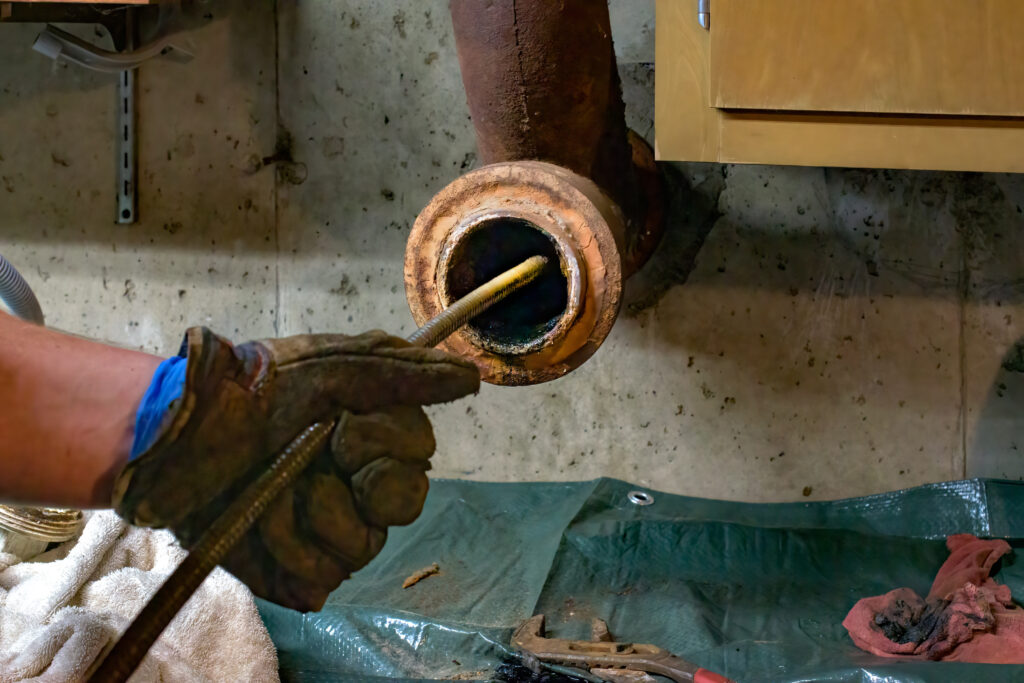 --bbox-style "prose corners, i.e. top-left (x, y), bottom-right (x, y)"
top-left (656, 0), bottom-right (1024, 171)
